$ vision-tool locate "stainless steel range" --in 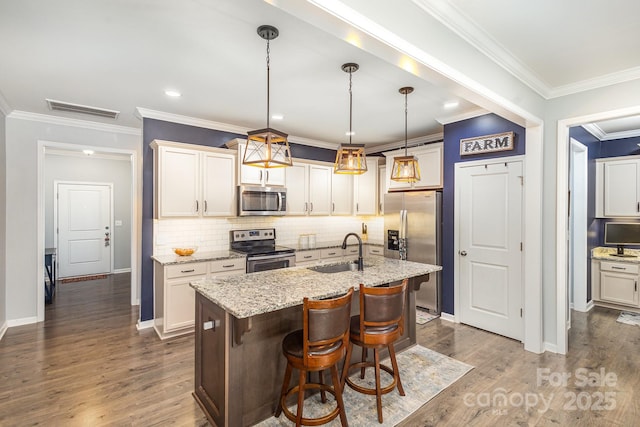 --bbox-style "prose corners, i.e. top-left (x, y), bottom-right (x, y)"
top-left (230, 228), bottom-right (296, 273)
